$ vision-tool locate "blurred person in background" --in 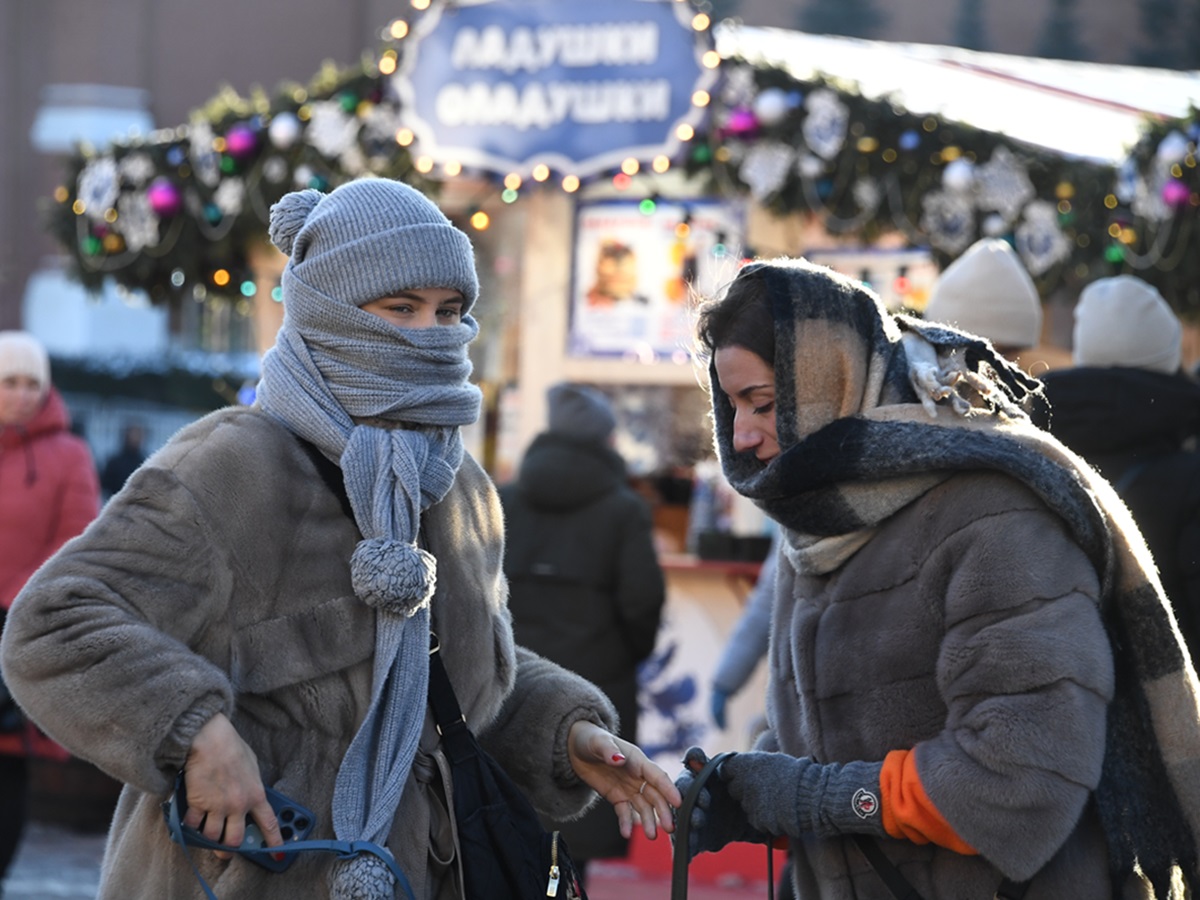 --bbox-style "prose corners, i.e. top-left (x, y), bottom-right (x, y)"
top-left (709, 531), bottom-right (779, 733)
top-left (0, 330), bottom-right (100, 886)
top-left (500, 382), bottom-right (666, 886)
top-left (922, 237), bottom-right (1043, 363)
top-left (99, 421), bottom-right (147, 501)
top-left (1036, 275), bottom-right (1200, 660)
